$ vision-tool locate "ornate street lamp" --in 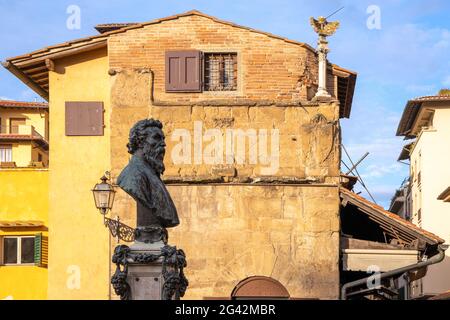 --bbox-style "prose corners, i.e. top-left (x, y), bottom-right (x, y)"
top-left (92, 172), bottom-right (116, 216)
top-left (92, 172), bottom-right (135, 243)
